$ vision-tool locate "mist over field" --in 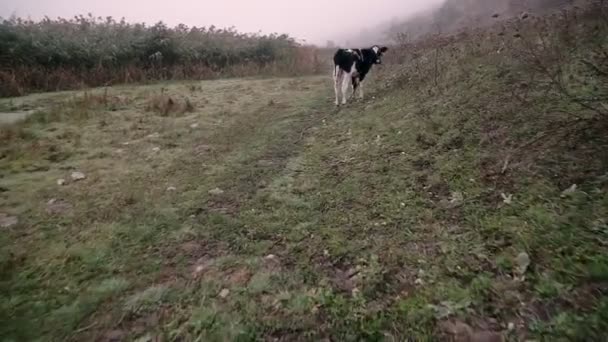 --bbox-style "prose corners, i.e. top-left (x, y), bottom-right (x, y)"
top-left (1, 0), bottom-right (574, 46)
top-left (1, 0), bottom-right (443, 45)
